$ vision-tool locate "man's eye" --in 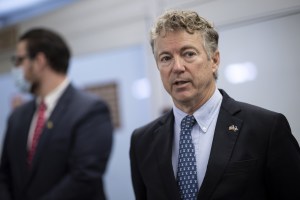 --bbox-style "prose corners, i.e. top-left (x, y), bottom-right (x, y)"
top-left (184, 51), bottom-right (196, 57)
top-left (161, 56), bottom-right (171, 62)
